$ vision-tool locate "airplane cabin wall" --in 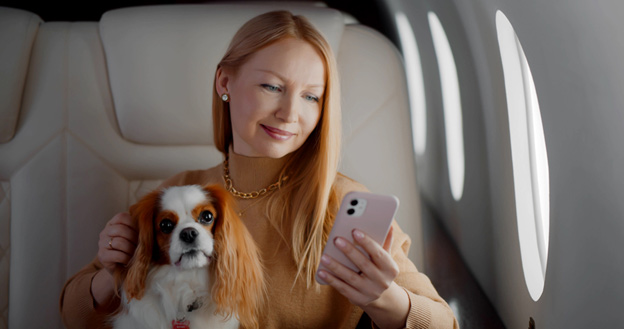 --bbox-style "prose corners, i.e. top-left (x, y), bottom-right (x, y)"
top-left (382, 0), bottom-right (624, 327)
